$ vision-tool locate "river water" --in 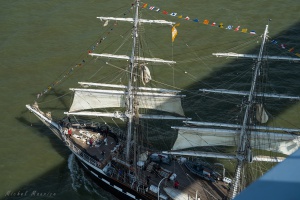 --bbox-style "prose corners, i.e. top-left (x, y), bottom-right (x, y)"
top-left (1, 1), bottom-right (300, 199)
